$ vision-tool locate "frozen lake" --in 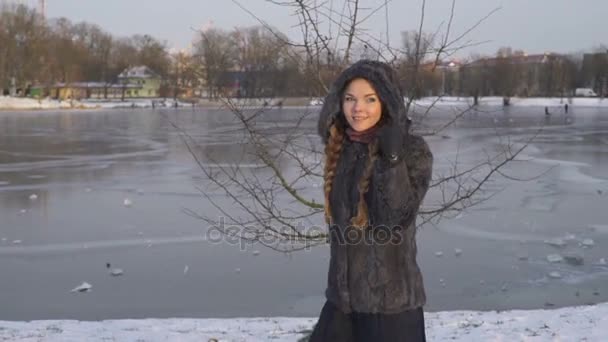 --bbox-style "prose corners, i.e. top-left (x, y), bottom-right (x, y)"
top-left (0, 104), bottom-right (607, 321)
